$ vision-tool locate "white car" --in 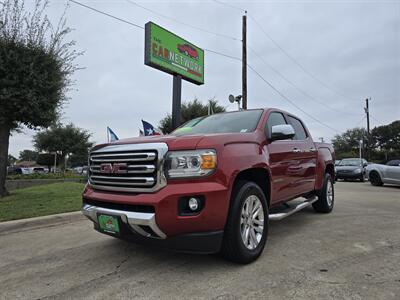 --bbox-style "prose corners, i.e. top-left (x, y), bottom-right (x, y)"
top-left (366, 159), bottom-right (400, 186)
